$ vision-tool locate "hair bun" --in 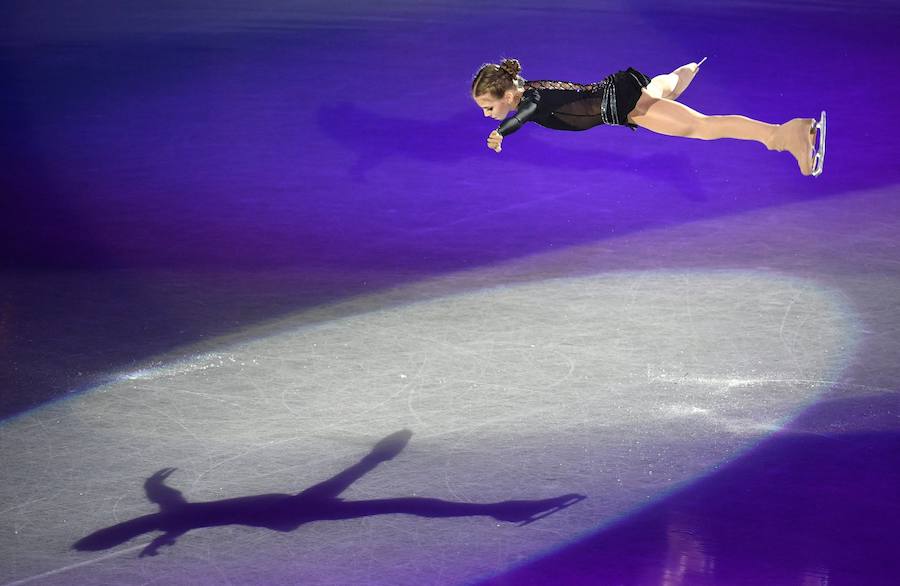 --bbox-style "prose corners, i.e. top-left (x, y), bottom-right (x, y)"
top-left (498, 58), bottom-right (521, 78)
